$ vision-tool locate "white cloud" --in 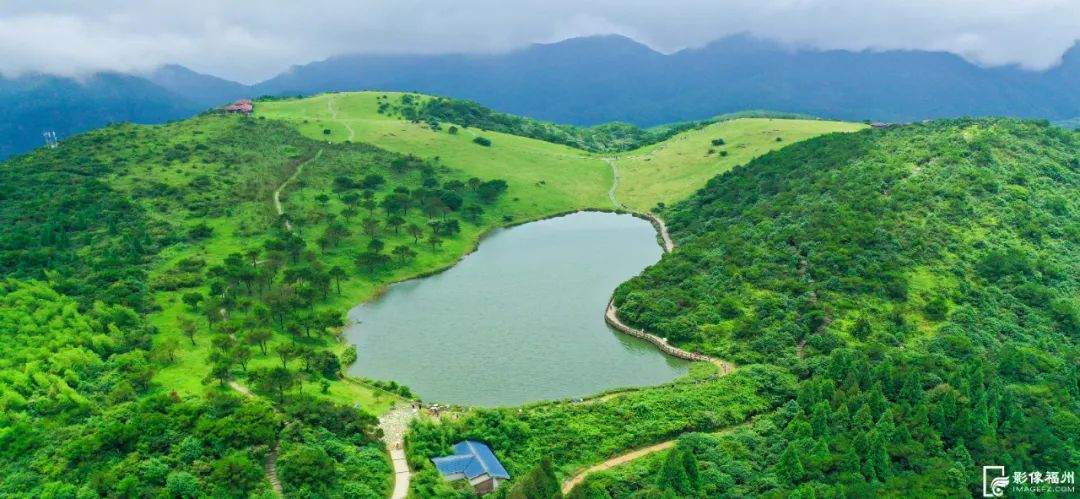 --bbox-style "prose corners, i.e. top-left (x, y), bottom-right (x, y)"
top-left (0, 0), bottom-right (1078, 83)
